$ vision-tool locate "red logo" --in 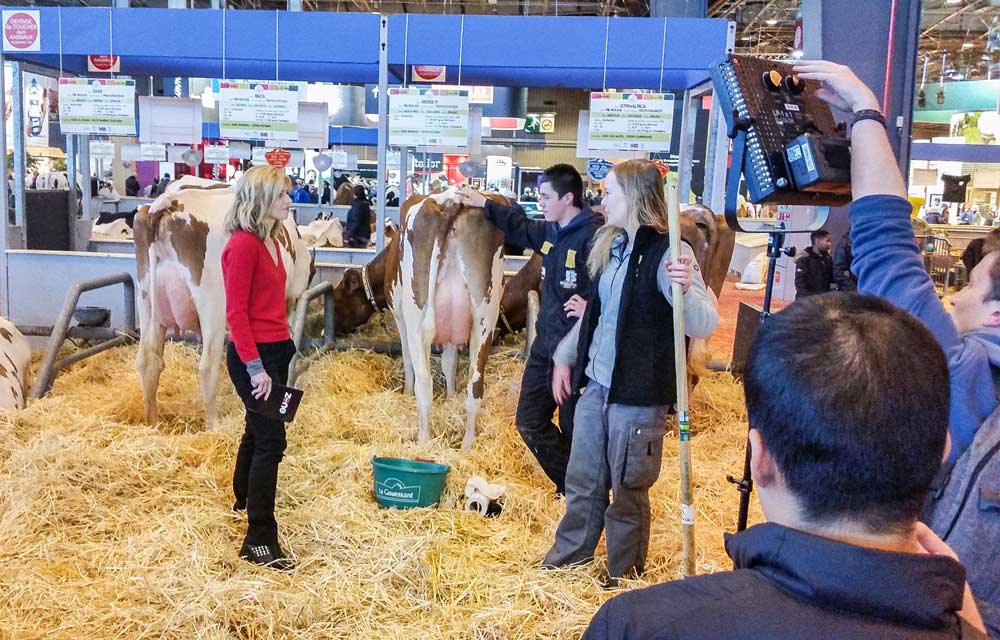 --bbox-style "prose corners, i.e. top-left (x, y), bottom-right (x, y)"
top-left (265, 148), bottom-right (291, 168)
top-left (4, 12), bottom-right (39, 50)
top-left (413, 65), bottom-right (445, 82)
top-left (88, 55), bottom-right (119, 72)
